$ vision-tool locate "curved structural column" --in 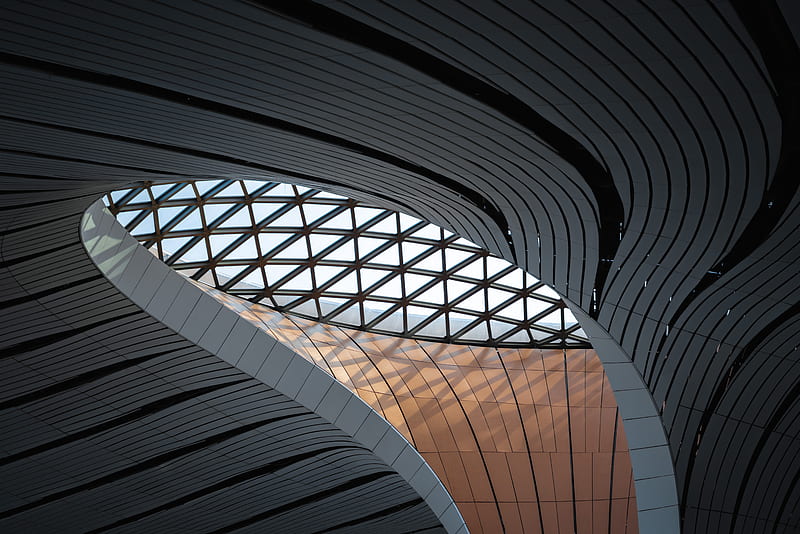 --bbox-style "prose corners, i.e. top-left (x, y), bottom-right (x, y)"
top-left (4, 198), bottom-right (467, 534)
